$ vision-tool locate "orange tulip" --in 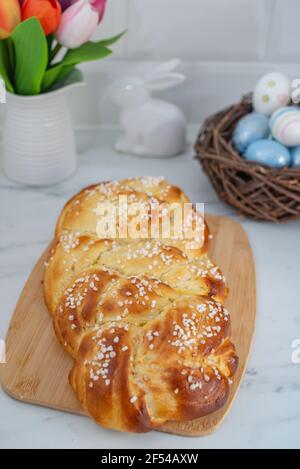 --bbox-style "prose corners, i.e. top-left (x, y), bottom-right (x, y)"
top-left (0, 0), bottom-right (21, 39)
top-left (22, 0), bottom-right (62, 35)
